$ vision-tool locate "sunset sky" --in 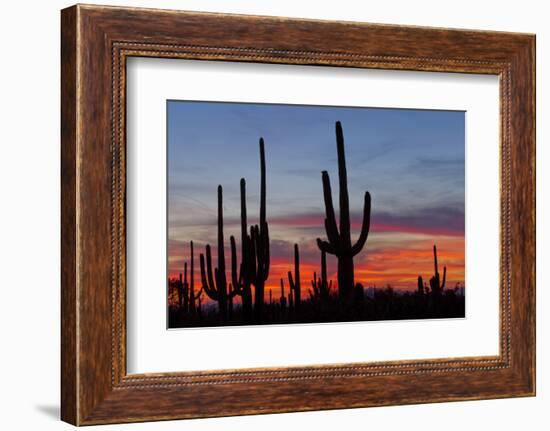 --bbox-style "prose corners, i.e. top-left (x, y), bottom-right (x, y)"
top-left (167, 100), bottom-right (465, 300)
